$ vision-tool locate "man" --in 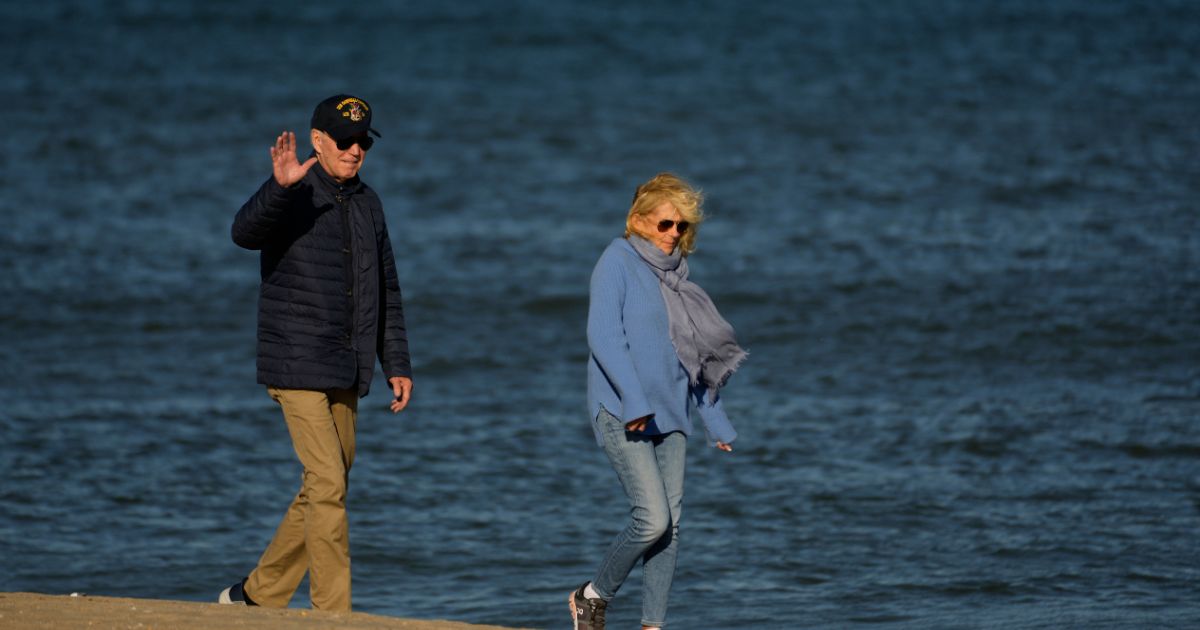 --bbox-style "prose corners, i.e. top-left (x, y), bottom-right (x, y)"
top-left (219, 94), bottom-right (413, 612)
